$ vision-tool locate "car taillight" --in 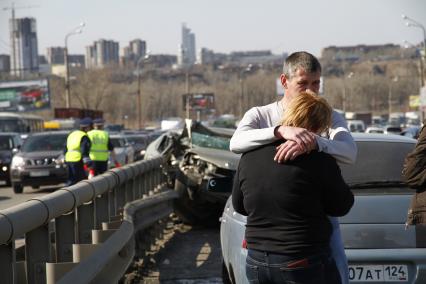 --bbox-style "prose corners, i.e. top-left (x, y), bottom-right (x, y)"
top-left (242, 239), bottom-right (247, 249)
